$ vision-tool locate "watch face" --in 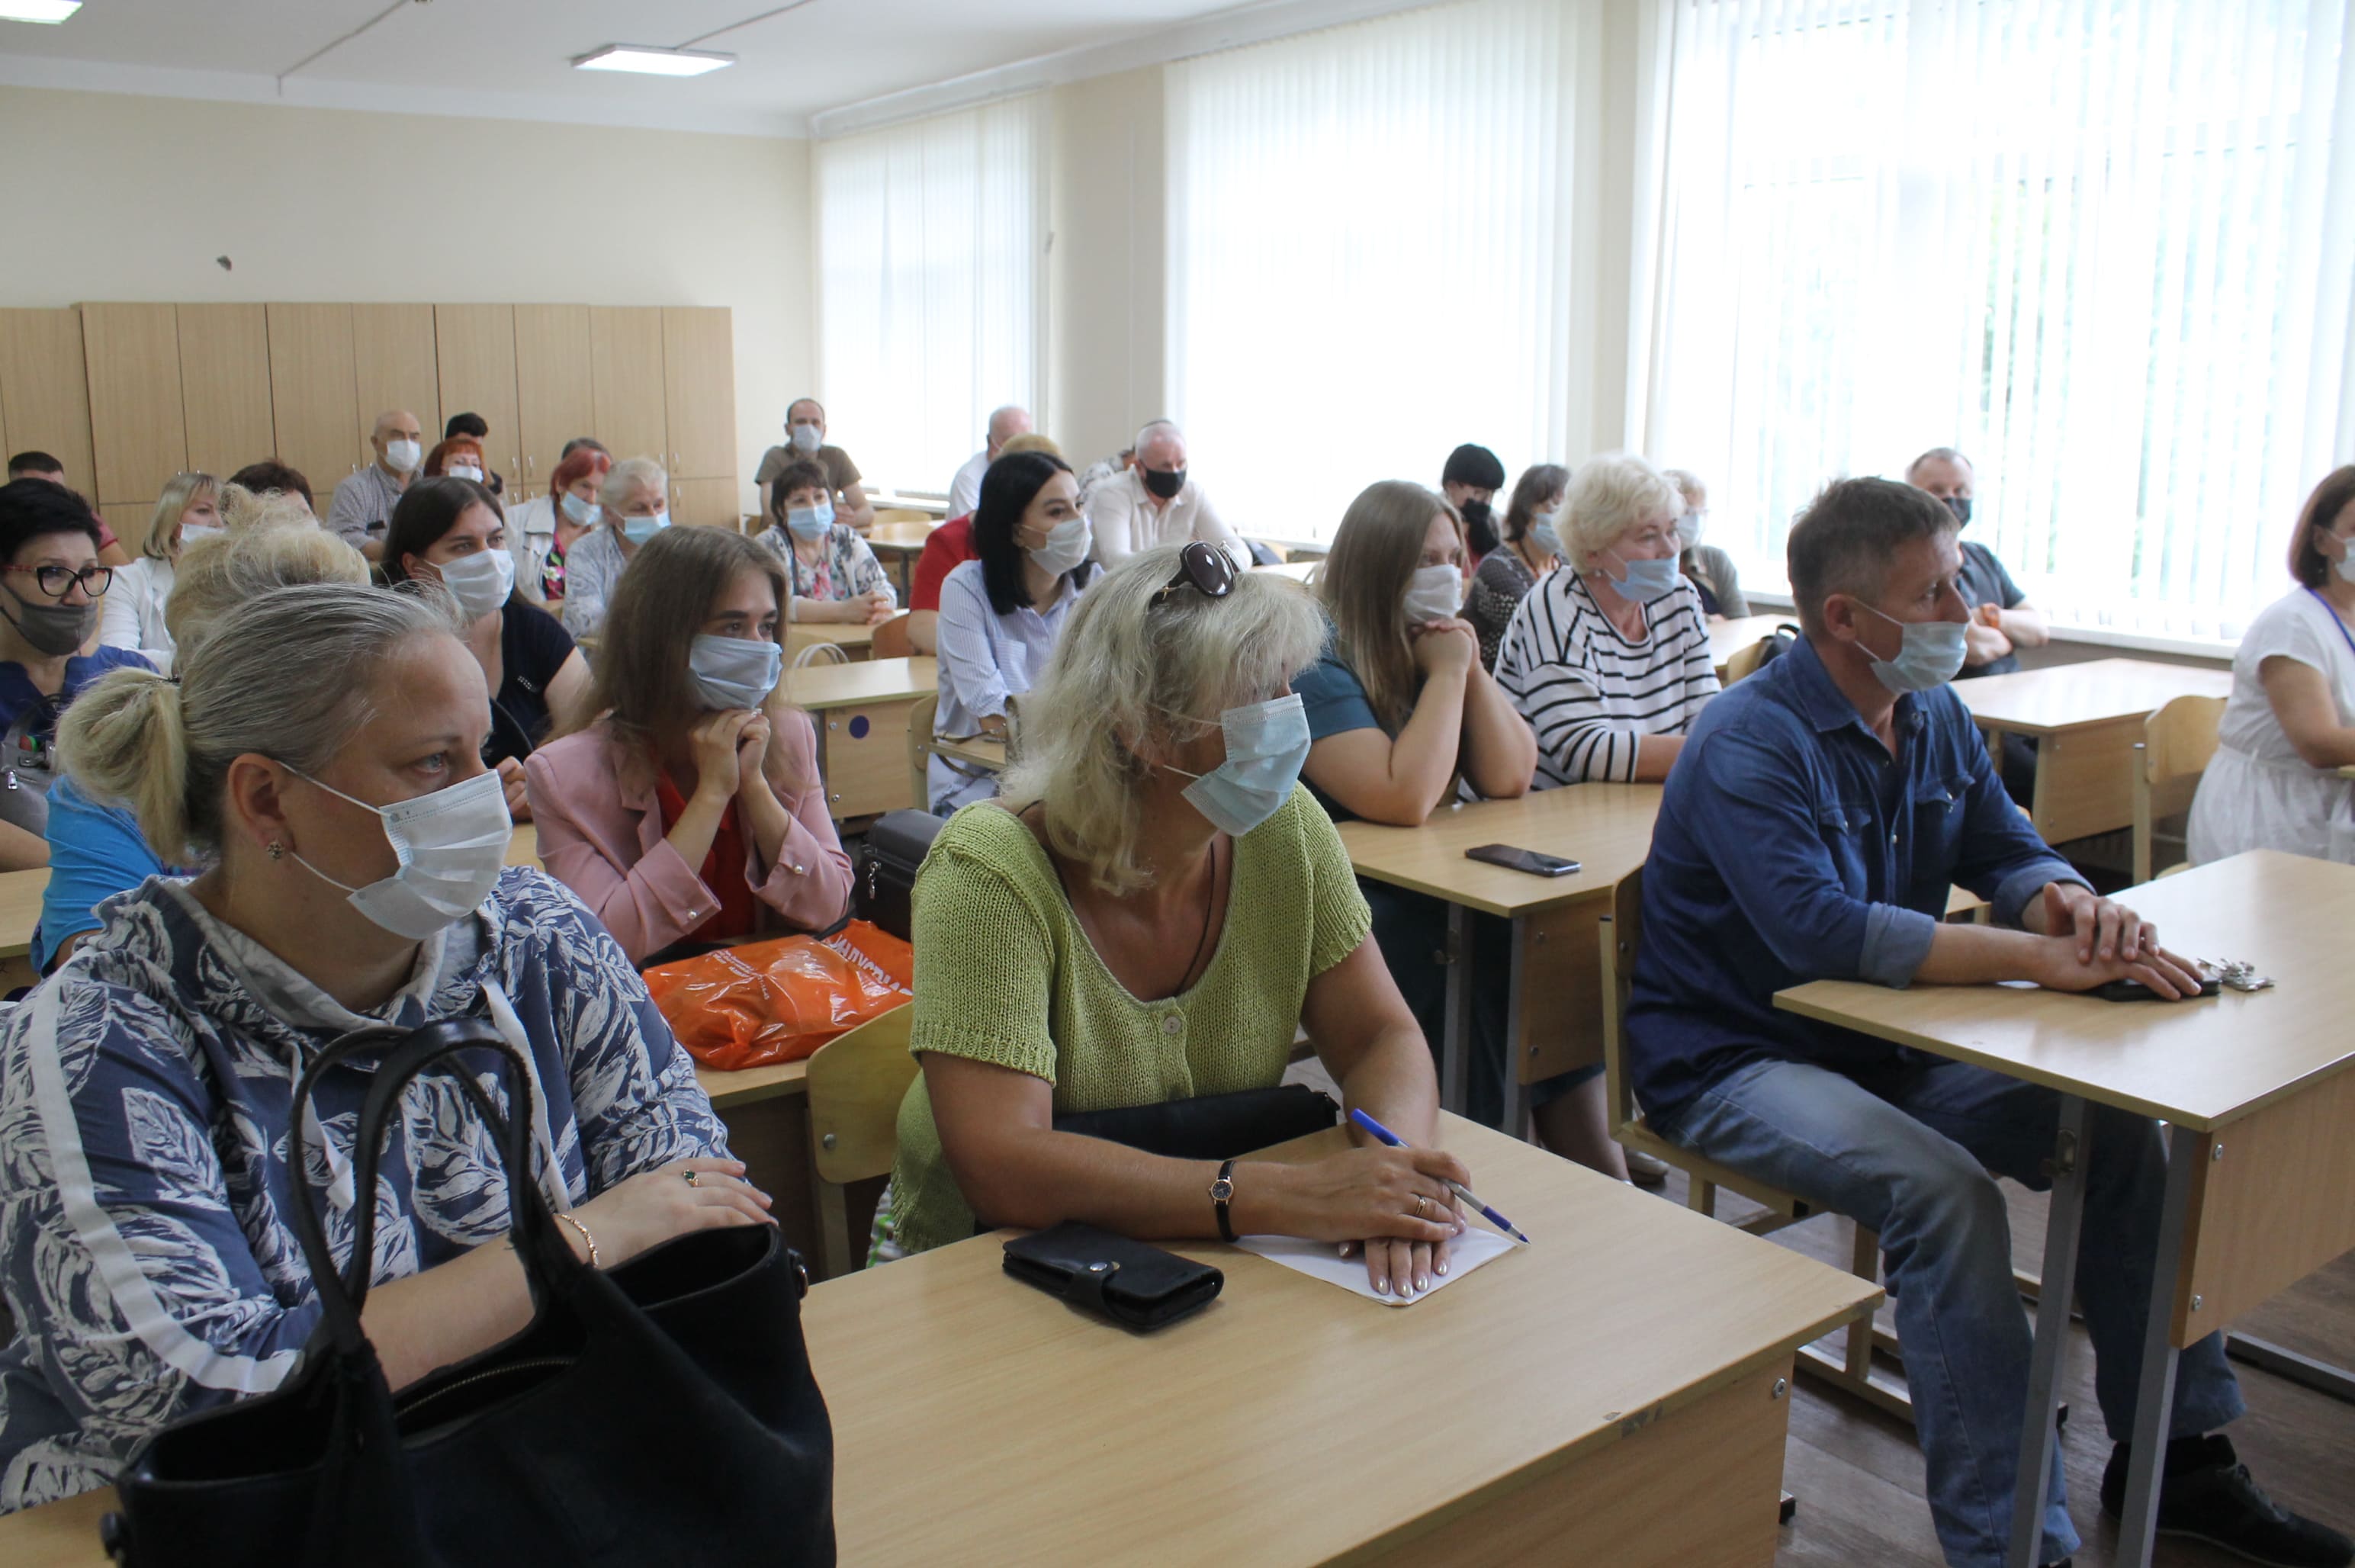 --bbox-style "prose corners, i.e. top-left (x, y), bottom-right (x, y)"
top-left (1209, 1178), bottom-right (1234, 1202)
